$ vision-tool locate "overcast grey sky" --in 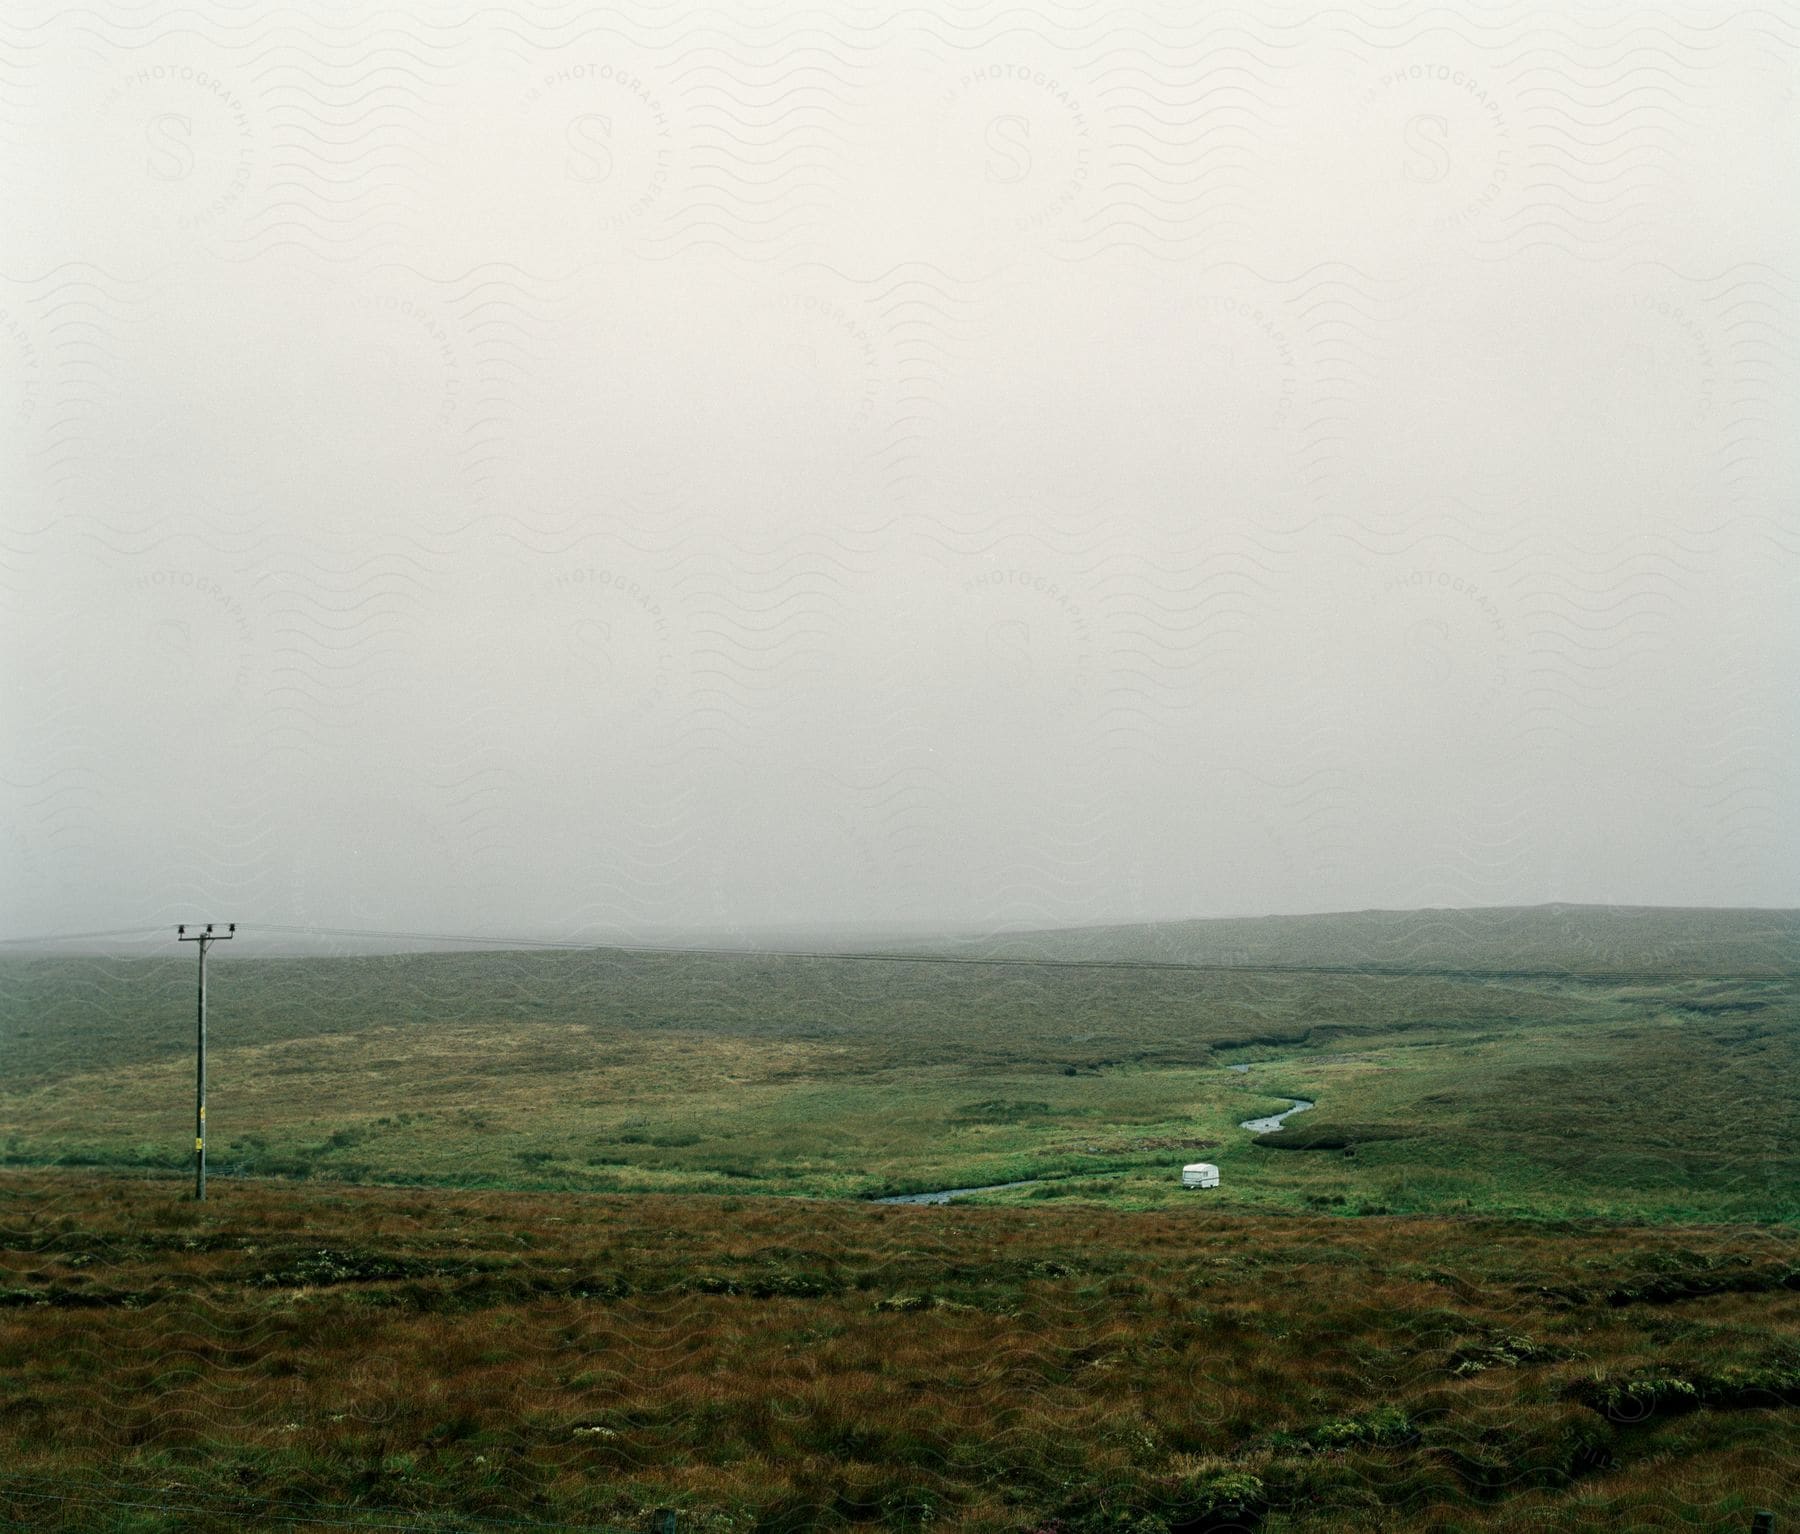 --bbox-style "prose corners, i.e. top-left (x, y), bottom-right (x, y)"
top-left (2, 1), bottom-right (1797, 945)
